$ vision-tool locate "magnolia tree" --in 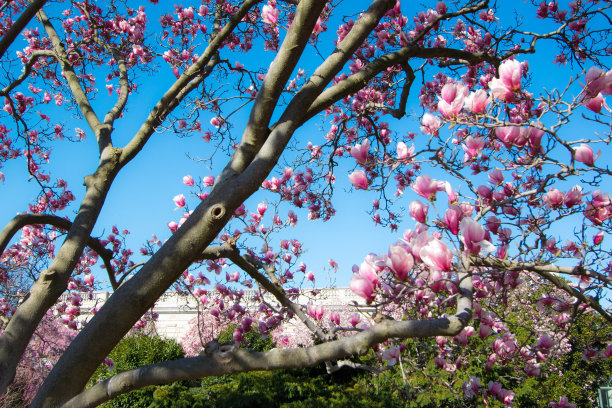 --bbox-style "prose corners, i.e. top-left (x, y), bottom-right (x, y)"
top-left (0, 0), bottom-right (611, 406)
